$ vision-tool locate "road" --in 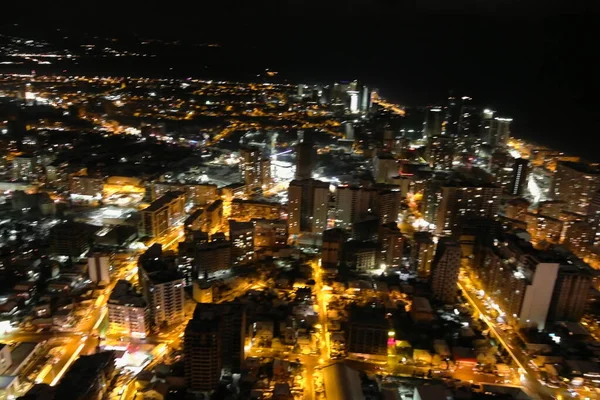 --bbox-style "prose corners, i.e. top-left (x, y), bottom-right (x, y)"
top-left (458, 275), bottom-right (560, 400)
